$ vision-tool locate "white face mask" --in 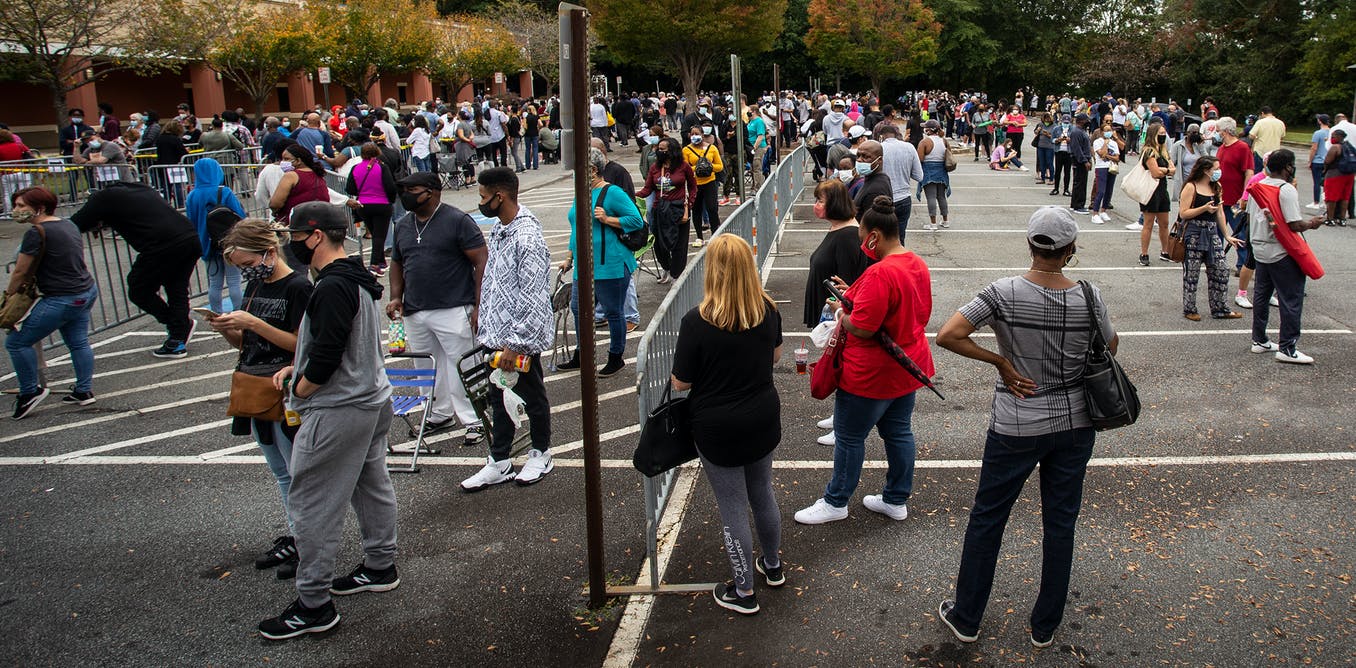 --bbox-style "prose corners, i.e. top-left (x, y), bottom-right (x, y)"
top-left (837, 169), bottom-right (855, 183)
